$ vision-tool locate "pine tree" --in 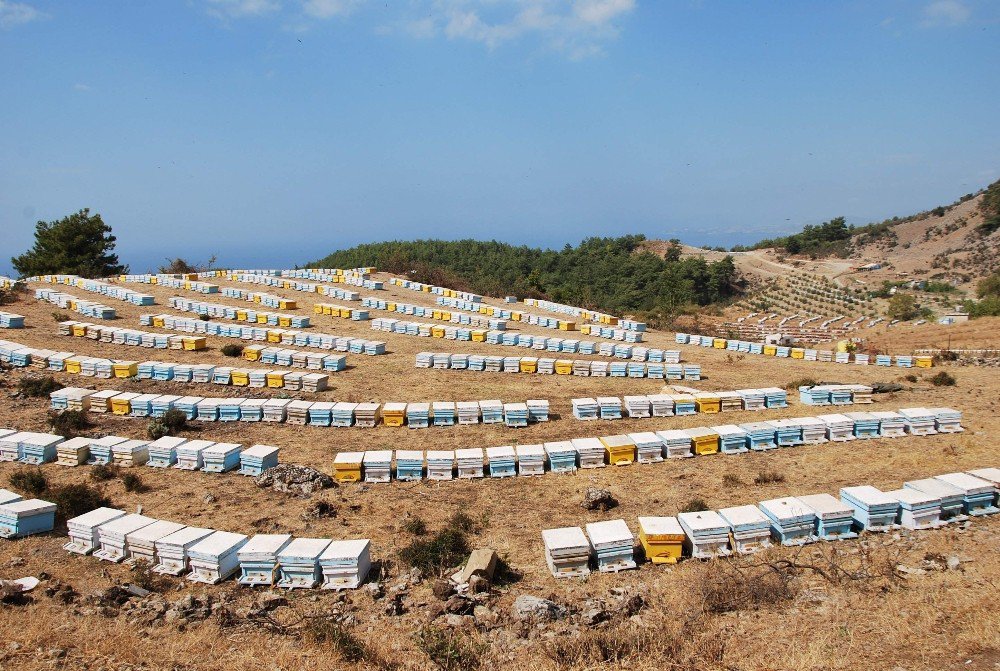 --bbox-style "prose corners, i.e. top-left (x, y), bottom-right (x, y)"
top-left (12, 209), bottom-right (127, 278)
